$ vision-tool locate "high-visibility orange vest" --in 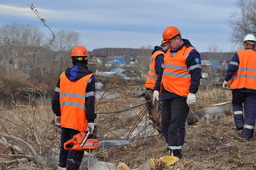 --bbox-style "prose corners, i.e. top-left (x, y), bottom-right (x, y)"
top-left (145, 51), bottom-right (165, 90)
top-left (230, 49), bottom-right (256, 90)
top-left (59, 72), bottom-right (93, 132)
top-left (162, 46), bottom-right (195, 97)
